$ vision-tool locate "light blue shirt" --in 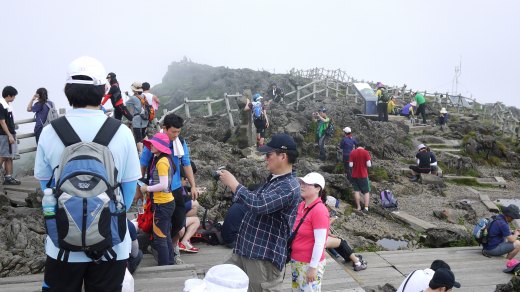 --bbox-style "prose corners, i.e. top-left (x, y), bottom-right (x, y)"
top-left (34, 108), bottom-right (141, 262)
top-left (140, 138), bottom-right (191, 191)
